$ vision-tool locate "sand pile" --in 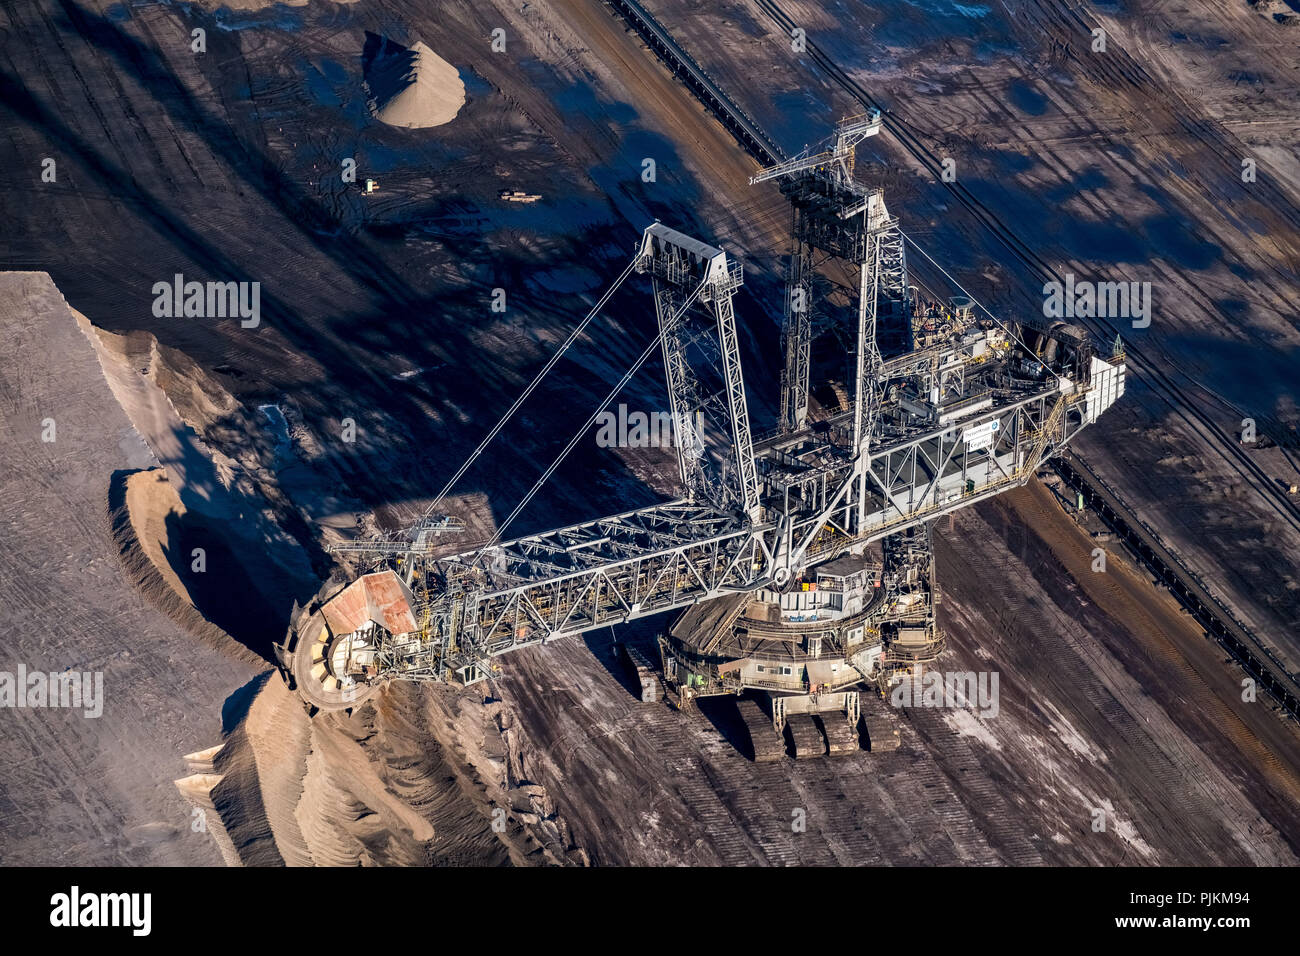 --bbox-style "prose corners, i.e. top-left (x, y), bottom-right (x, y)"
top-left (174, 675), bottom-right (583, 866)
top-left (363, 33), bottom-right (465, 129)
